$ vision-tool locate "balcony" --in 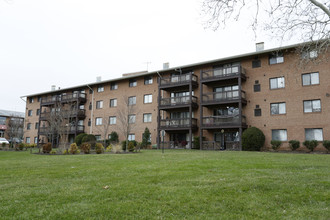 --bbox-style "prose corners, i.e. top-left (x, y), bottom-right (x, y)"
top-left (39, 125), bottom-right (85, 135)
top-left (201, 115), bottom-right (246, 129)
top-left (201, 65), bottom-right (246, 83)
top-left (159, 96), bottom-right (198, 109)
top-left (202, 90), bottom-right (246, 105)
top-left (61, 92), bottom-right (86, 103)
top-left (39, 109), bottom-right (86, 120)
top-left (159, 118), bottom-right (198, 130)
top-left (202, 141), bottom-right (240, 150)
top-left (159, 73), bottom-right (198, 90)
top-left (41, 96), bottom-right (60, 105)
